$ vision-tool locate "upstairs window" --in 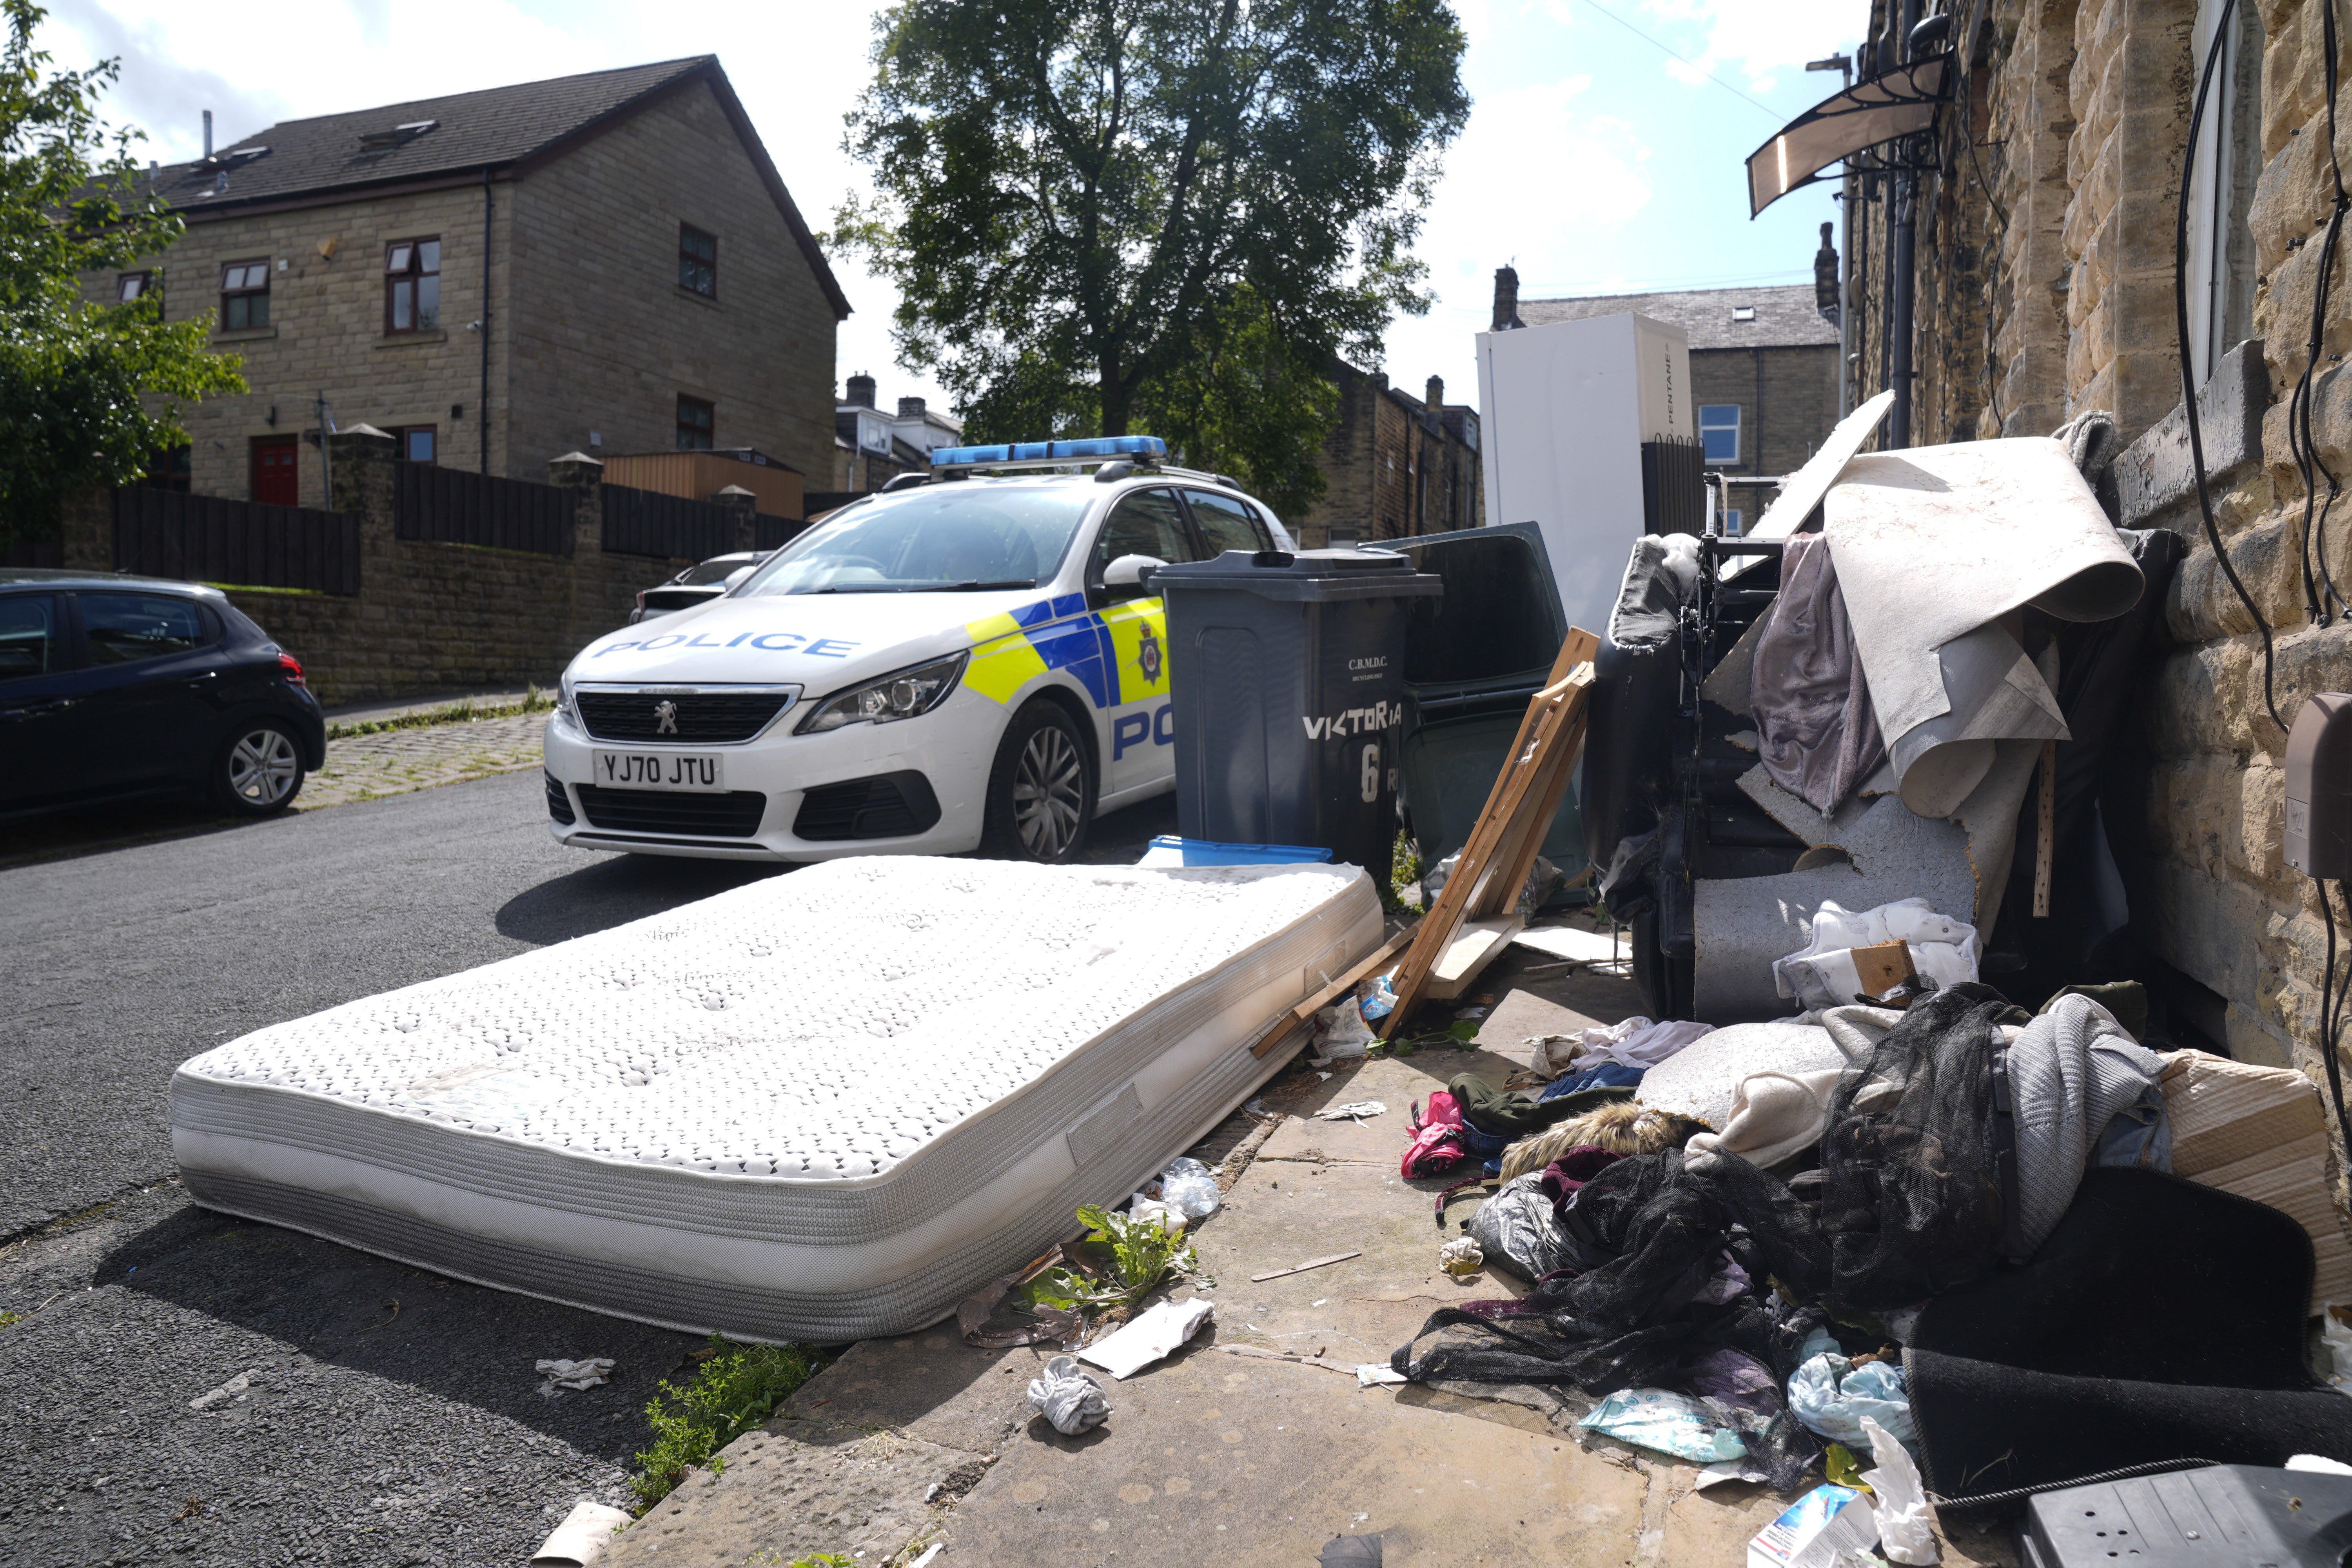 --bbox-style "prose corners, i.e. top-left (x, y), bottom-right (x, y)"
top-left (1699, 404), bottom-right (1742, 465)
top-left (117, 272), bottom-right (151, 304)
top-left (220, 260), bottom-right (269, 329)
top-left (679, 224), bottom-right (717, 297)
top-left (399, 425), bottom-right (436, 464)
top-left (677, 395), bottom-right (714, 450)
top-left (386, 239), bottom-right (441, 333)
